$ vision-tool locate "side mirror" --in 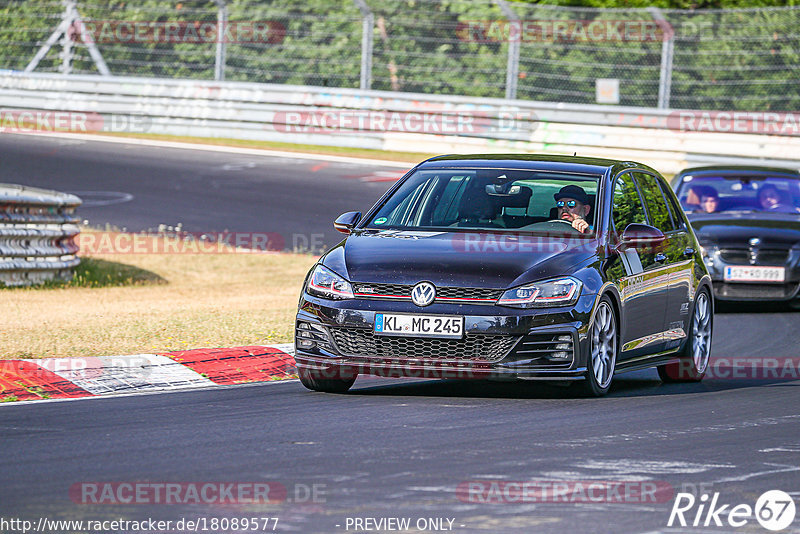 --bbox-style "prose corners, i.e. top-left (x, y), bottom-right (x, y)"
top-left (333, 211), bottom-right (362, 234)
top-left (618, 223), bottom-right (665, 250)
